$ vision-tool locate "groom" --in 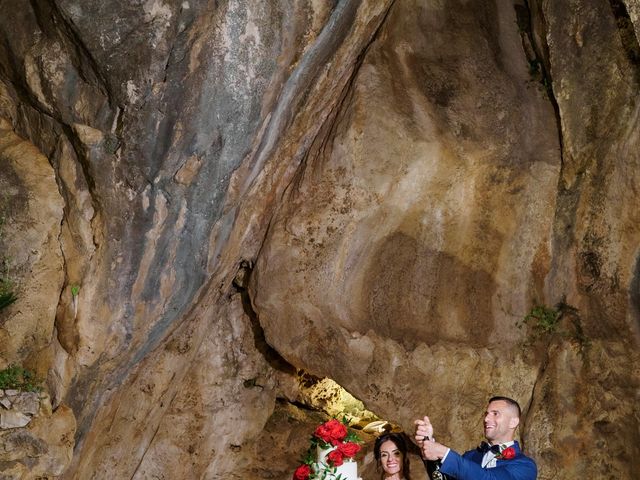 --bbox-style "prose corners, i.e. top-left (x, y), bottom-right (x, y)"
top-left (414, 396), bottom-right (537, 480)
